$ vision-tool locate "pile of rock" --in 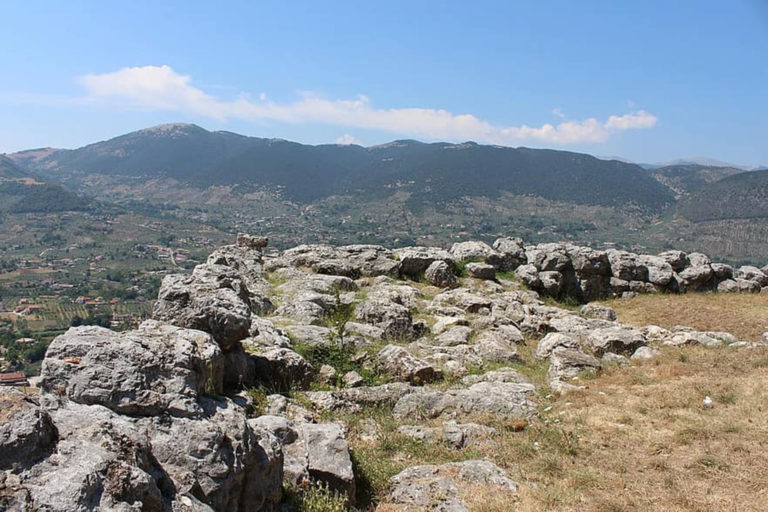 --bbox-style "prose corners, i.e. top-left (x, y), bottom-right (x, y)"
top-left (2, 233), bottom-right (767, 511)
